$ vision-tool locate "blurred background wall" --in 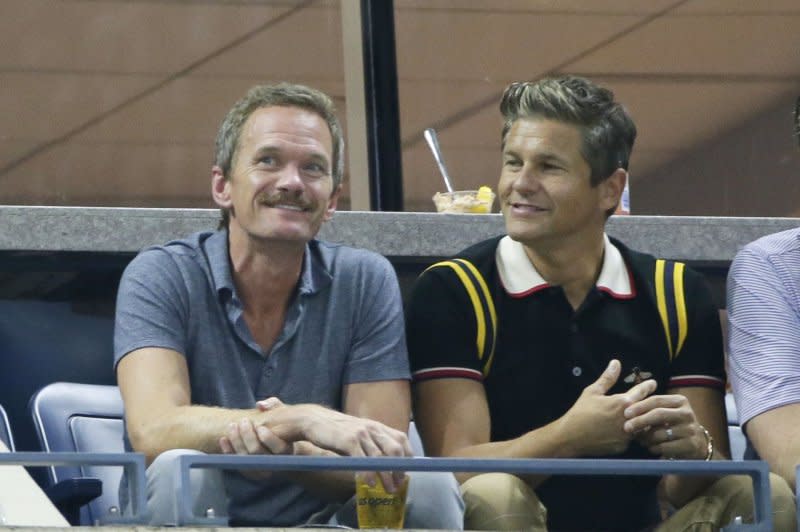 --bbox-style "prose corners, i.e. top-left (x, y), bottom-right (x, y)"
top-left (1, 0), bottom-right (798, 214)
